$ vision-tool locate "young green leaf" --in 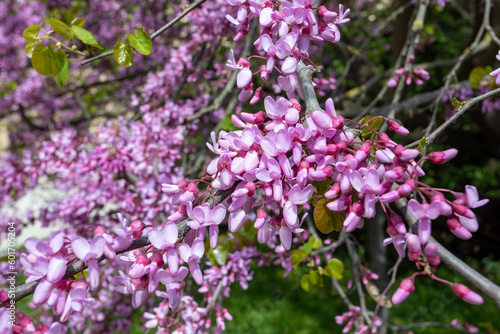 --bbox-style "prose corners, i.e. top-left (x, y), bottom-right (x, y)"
top-left (23, 25), bottom-right (41, 42)
top-left (291, 249), bottom-right (308, 267)
top-left (313, 198), bottom-right (344, 234)
top-left (127, 28), bottom-right (152, 55)
top-left (362, 119), bottom-right (384, 137)
top-left (54, 49), bottom-right (69, 87)
top-left (71, 25), bottom-right (102, 49)
top-left (324, 258), bottom-right (344, 279)
top-left (359, 115), bottom-right (372, 125)
top-left (25, 42), bottom-right (36, 58)
top-left (300, 274), bottom-right (311, 292)
top-left (71, 17), bottom-right (86, 27)
top-left (309, 269), bottom-right (319, 285)
top-left (468, 66), bottom-right (485, 90)
top-left (417, 137), bottom-right (427, 154)
top-left (113, 40), bottom-right (134, 67)
top-left (451, 97), bottom-right (461, 107)
top-left (31, 43), bottom-right (59, 76)
top-left (50, 18), bottom-right (72, 41)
